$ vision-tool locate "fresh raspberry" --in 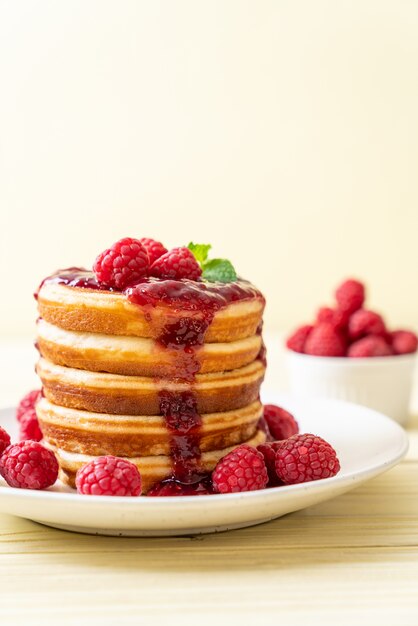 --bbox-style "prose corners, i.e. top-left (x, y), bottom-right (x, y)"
top-left (335, 279), bottom-right (365, 315)
top-left (286, 325), bottom-right (313, 353)
top-left (390, 330), bottom-right (418, 355)
top-left (316, 308), bottom-right (349, 330)
top-left (263, 404), bottom-right (299, 440)
top-left (212, 444), bottom-right (268, 494)
top-left (147, 478), bottom-right (213, 496)
top-left (332, 308), bottom-right (351, 330)
top-left (348, 309), bottom-right (386, 340)
top-left (19, 408), bottom-right (43, 442)
top-left (257, 416), bottom-right (273, 441)
top-left (0, 427), bottom-right (11, 456)
top-left (93, 237), bottom-right (149, 289)
top-left (316, 307), bottom-right (334, 324)
top-left (76, 456), bottom-right (142, 496)
top-left (0, 441), bottom-right (58, 490)
top-left (304, 323), bottom-right (346, 357)
top-left (257, 442), bottom-right (283, 486)
top-left (150, 247), bottom-right (202, 281)
top-left (16, 389), bottom-right (42, 423)
top-left (138, 237), bottom-right (168, 266)
top-left (348, 335), bottom-right (392, 357)
top-left (275, 434), bottom-right (340, 484)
